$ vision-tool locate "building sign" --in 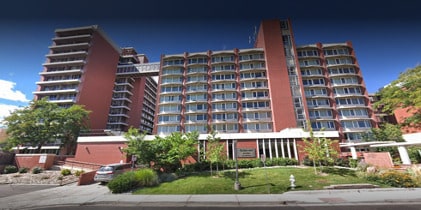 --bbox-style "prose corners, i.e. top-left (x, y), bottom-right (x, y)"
top-left (39, 155), bottom-right (47, 163)
top-left (237, 148), bottom-right (256, 158)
